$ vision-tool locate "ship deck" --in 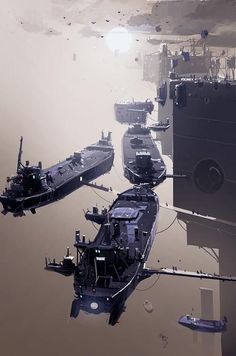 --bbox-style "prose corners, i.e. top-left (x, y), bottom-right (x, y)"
top-left (91, 188), bottom-right (158, 258)
top-left (42, 147), bottom-right (113, 190)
